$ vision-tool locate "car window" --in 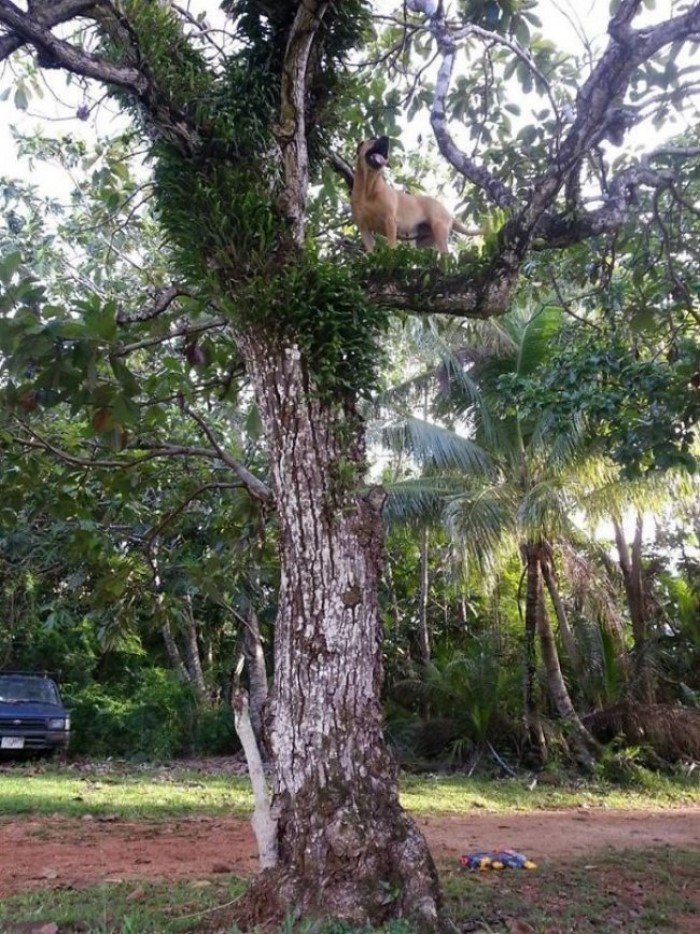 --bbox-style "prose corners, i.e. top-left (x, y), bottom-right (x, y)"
top-left (0, 676), bottom-right (60, 704)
